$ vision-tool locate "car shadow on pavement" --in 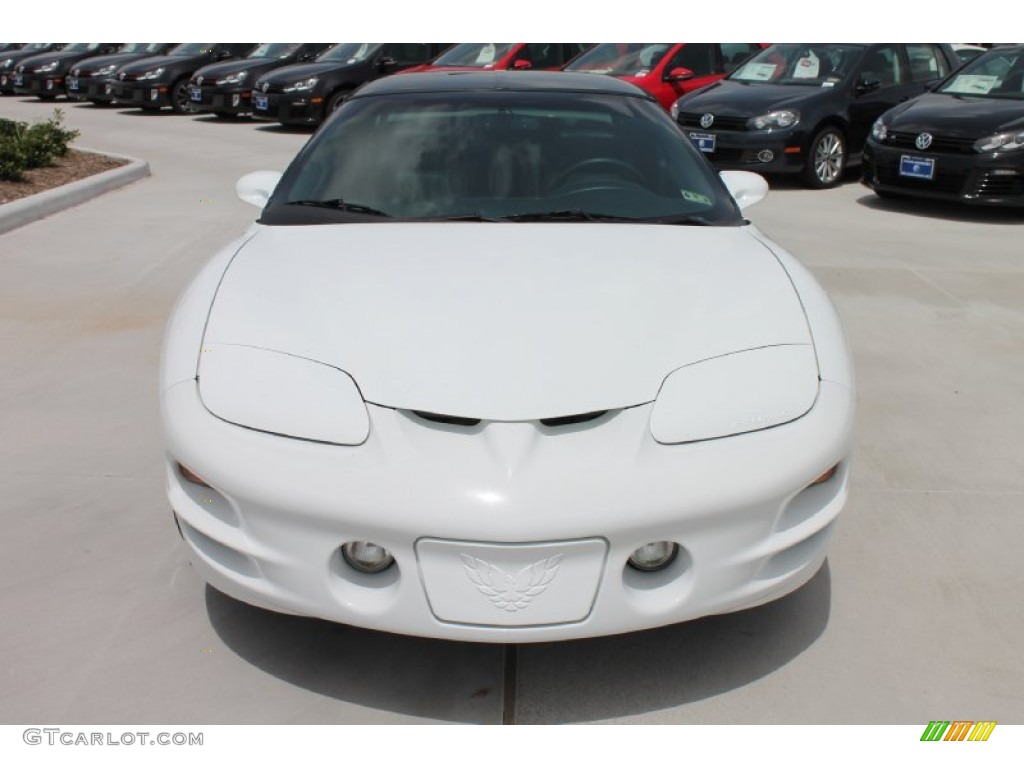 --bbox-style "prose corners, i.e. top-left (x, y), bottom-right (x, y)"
top-left (207, 562), bottom-right (830, 723)
top-left (252, 123), bottom-right (315, 134)
top-left (855, 192), bottom-right (1024, 224)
